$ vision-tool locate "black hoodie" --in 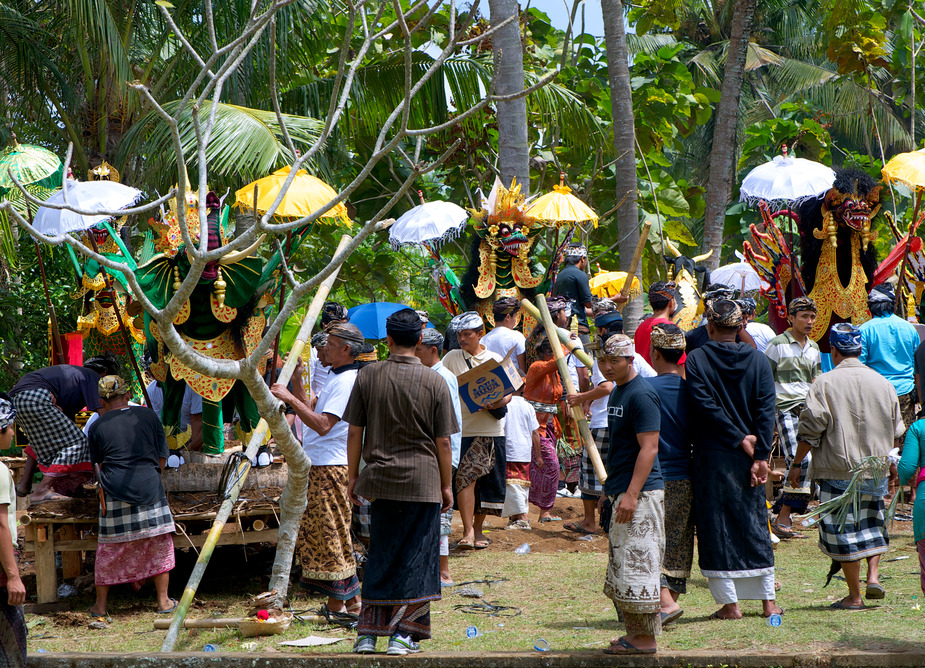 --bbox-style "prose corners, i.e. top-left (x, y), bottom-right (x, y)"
top-left (685, 340), bottom-right (775, 460)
